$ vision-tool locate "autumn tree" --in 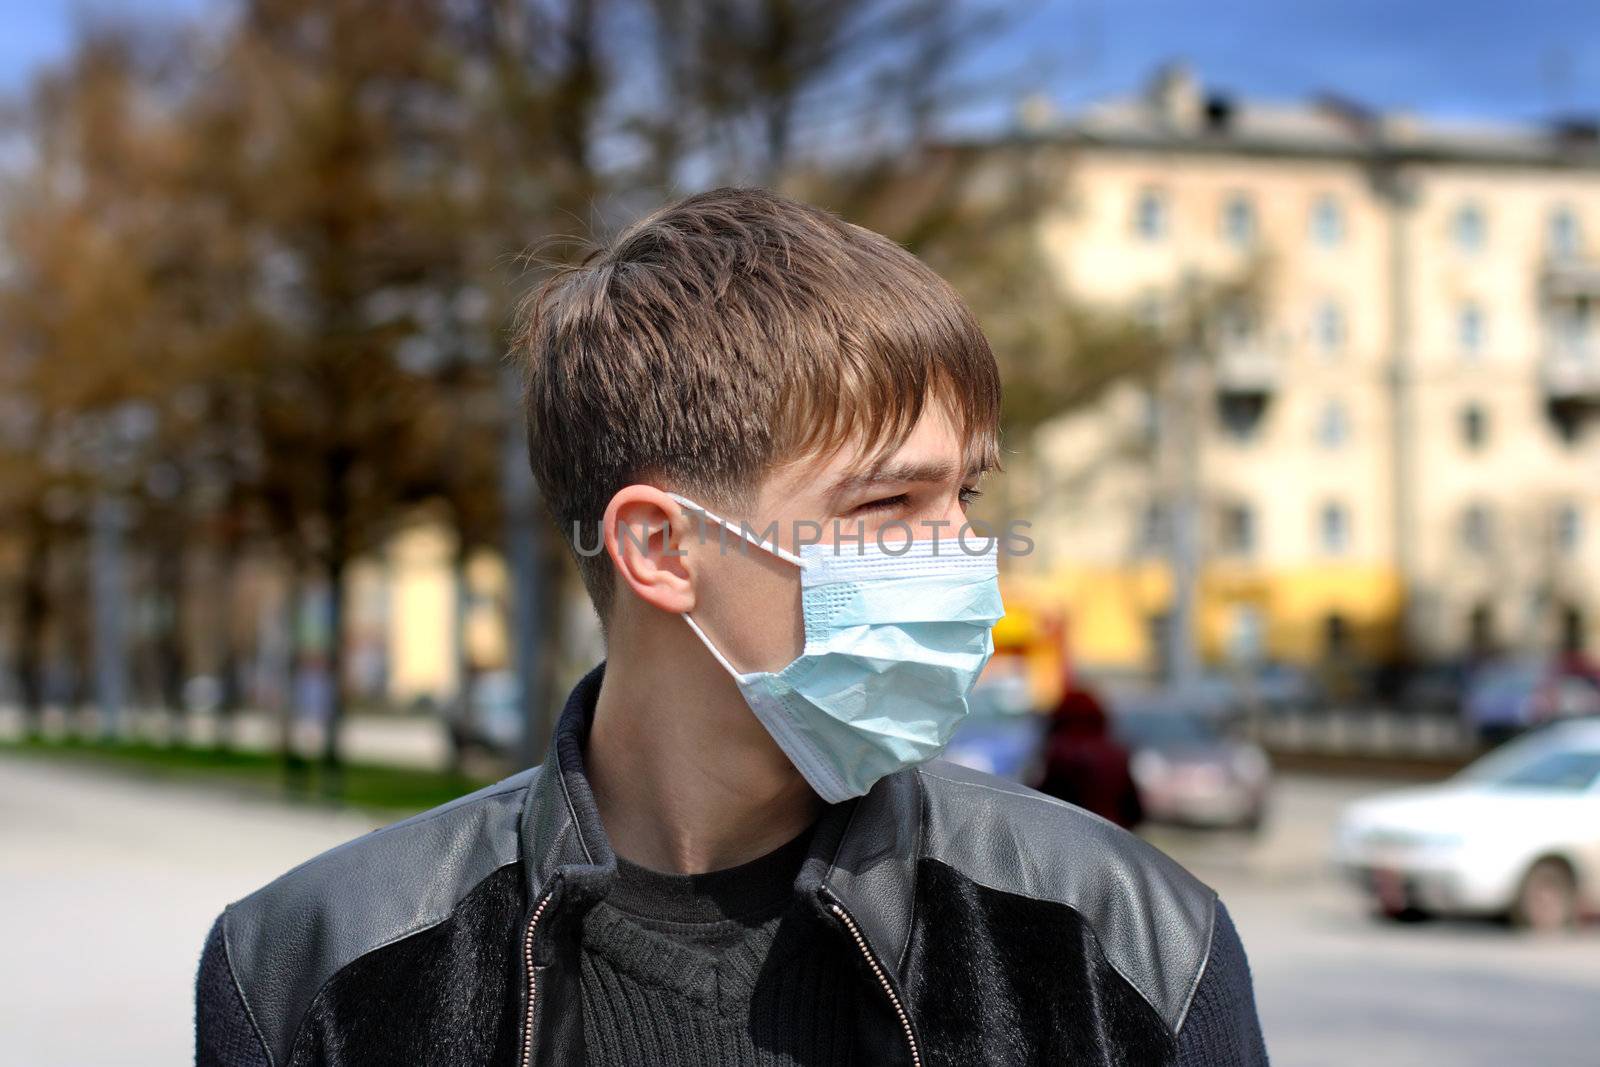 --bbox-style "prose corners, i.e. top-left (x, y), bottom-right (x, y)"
top-left (0, 26), bottom-right (197, 734)
top-left (2, 0), bottom-right (1191, 771)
